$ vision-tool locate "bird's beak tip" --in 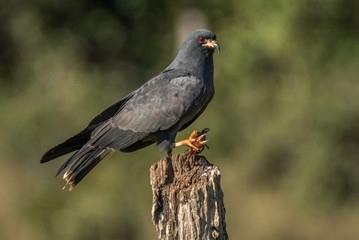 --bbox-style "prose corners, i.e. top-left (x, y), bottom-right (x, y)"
top-left (213, 43), bottom-right (220, 54)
